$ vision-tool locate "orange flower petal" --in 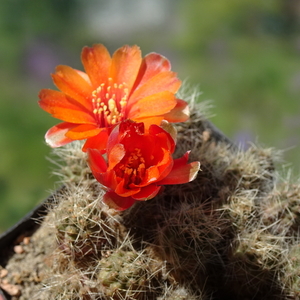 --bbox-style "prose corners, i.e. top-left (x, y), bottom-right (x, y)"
top-left (39, 89), bottom-right (96, 124)
top-left (148, 123), bottom-right (175, 151)
top-left (52, 65), bottom-right (93, 110)
top-left (133, 52), bottom-right (171, 89)
top-left (129, 71), bottom-right (181, 107)
top-left (82, 129), bottom-right (109, 152)
top-left (110, 45), bottom-right (142, 93)
top-left (103, 191), bottom-right (136, 211)
top-left (108, 144), bottom-right (126, 170)
top-left (76, 69), bottom-right (91, 84)
top-left (142, 165), bottom-right (161, 184)
top-left (134, 116), bottom-right (164, 129)
top-left (65, 124), bottom-right (102, 139)
top-left (164, 98), bottom-right (190, 123)
top-left (45, 122), bottom-right (77, 147)
top-left (132, 184), bottom-right (161, 200)
top-left (88, 149), bottom-right (108, 174)
top-left (158, 161), bottom-right (175, 180)
top-left (160, 120), bottom-right (177, 142)
top-left (159, 152), bottom-right (200, 185)
top-left (115, 178), bottom-right (140, 197)
top-left (138, 152), bottom-right (173, 186)
top-left (106, 123), bottom-right (127, 154)
top-left (81, 44), bottom-right (111, 88)
top-left (128, 91), bottom-right (177, 120)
